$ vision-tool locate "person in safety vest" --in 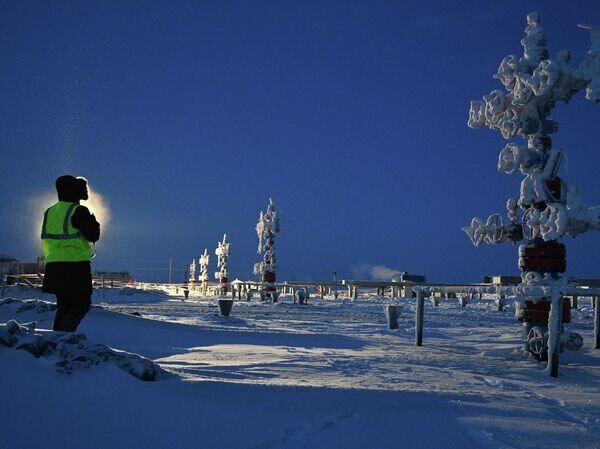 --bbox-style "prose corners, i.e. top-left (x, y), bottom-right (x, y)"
top-left (41, 175), bottom-right (100, 332)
